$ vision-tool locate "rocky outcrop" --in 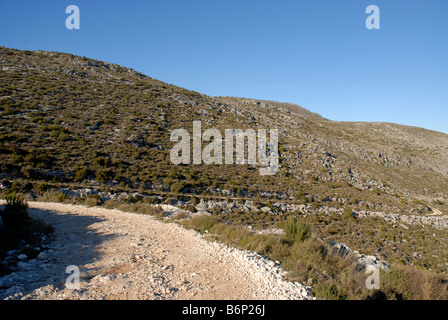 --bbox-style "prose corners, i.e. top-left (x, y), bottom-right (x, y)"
top-left (355, 210), bottom-right (448, 230)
